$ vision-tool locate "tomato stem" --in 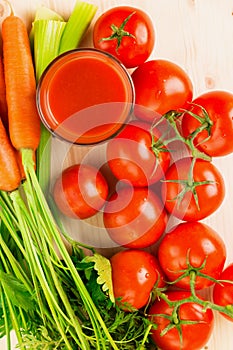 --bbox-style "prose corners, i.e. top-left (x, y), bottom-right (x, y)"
top-left (100, 11), bottom-right (136, 51)
top-left (156, 270), bottom-right (233, 322)
top-left (172, 306), bottom-right (180, 325)
top-left (151, 110), bottom-right (212, 162)
top-left (161, 155), bottom-right (216, 210)
top-left (165, 250), bottom-right (222, 289)
top-left (182, 102), bottom-right (214, 141)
